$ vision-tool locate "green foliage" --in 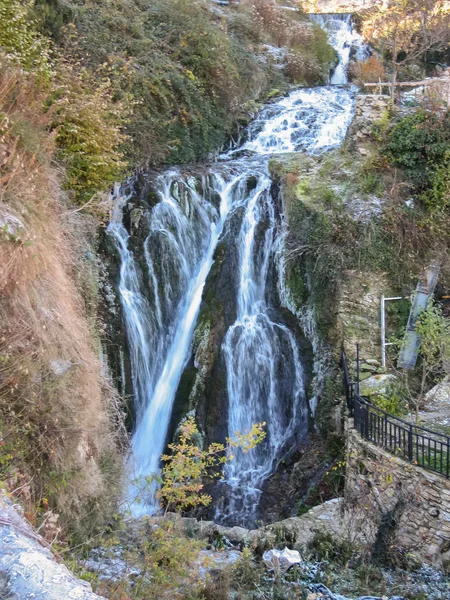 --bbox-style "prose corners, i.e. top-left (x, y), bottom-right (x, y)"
top-left (87, 520), bottom-right (205, 599)
top-left (307, 529), bottom-right (357, 566)
top-left (0, 0), bottom-right (51, 73)
top-left (384, 109), bottom-right (450, 192)
top-left (53, 0), bottom-right (334, 166)
top-left (232, 547), bottom-right (262, 591)
top-left (51, 64), bottom-right (130, 205)
top-left (371, 384), bottom-right (409, 416)
top-left (416, 301), bottom-right (450, 380)
top-left (57, 0), bottom-right (262, 165)
top-left (311, 23), bottom-right (338, 71)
